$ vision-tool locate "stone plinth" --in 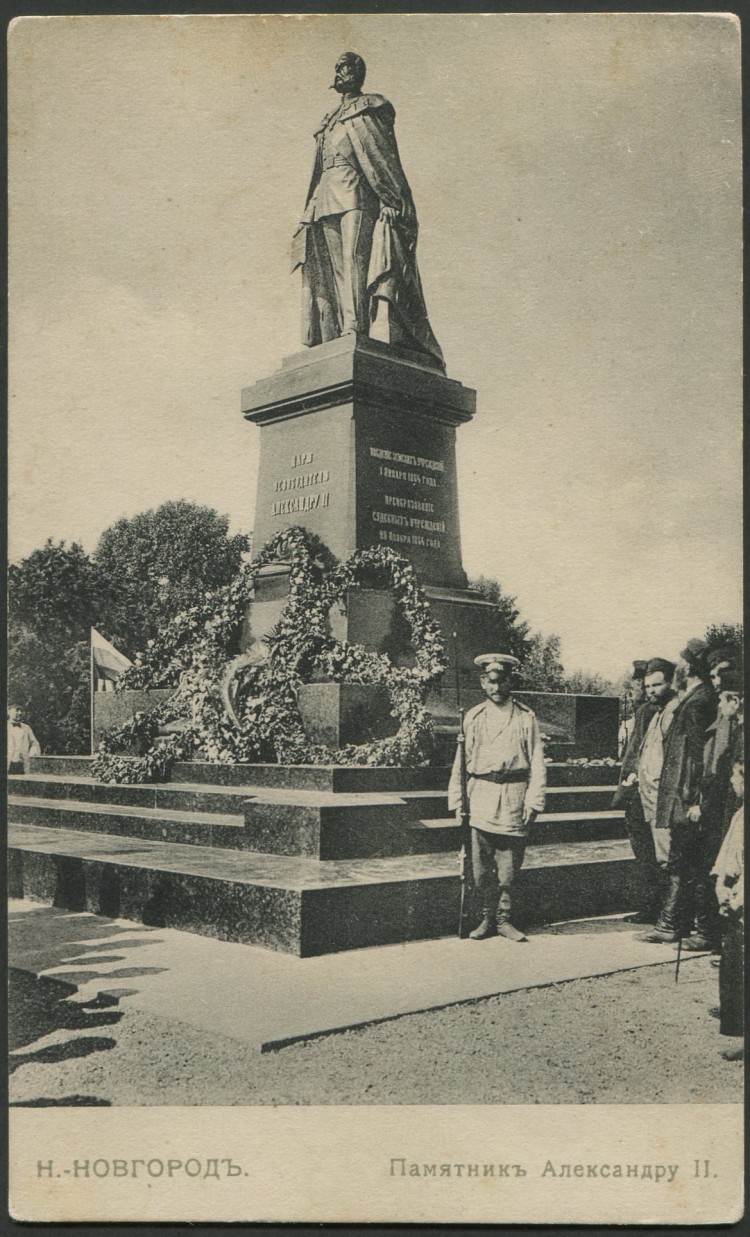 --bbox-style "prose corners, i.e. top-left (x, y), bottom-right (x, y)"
top-left (296, 683), bottom-right (397, 747)
top-left (242, 334), bottom-right (475, 591)
top-left (93, 689), bottom-right (173, 749)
